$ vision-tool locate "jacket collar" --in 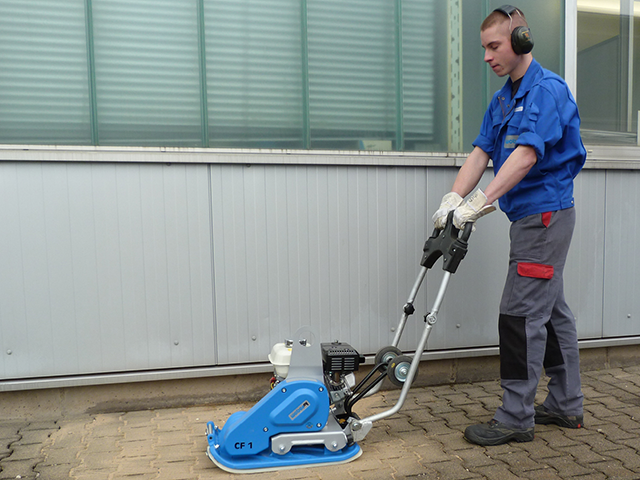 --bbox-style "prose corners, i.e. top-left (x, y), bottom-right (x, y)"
top-left (503, 58), bottom-right (543, 100)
